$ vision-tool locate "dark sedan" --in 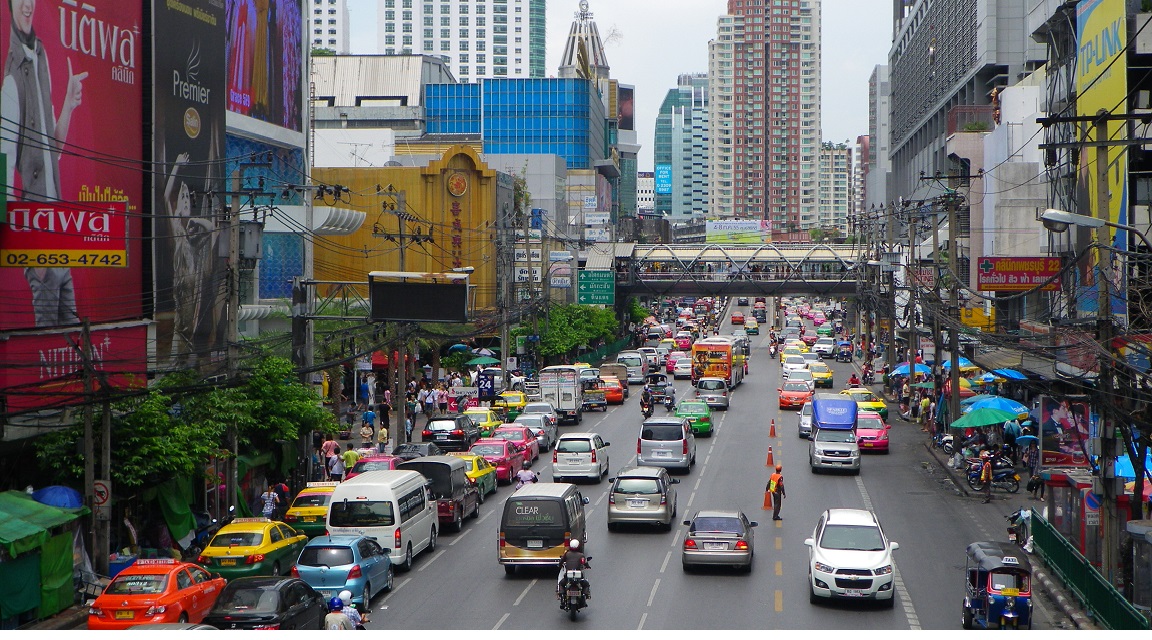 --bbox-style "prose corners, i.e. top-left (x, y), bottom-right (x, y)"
top-left (201, 577), bottom-right (326, 630)
top-left (391, 442), bottom-right (446, 461)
